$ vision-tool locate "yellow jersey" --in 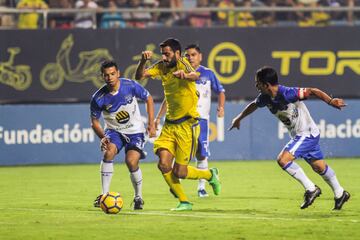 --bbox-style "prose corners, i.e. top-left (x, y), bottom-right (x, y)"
top-left (146, 57), bottom-right (199, 121)
top-left (17, 0), bottom-right (48, 29)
